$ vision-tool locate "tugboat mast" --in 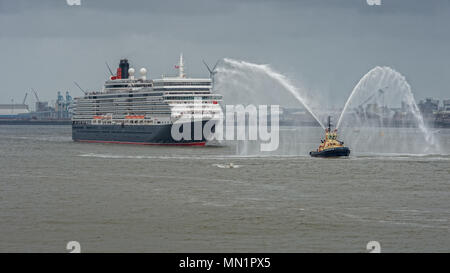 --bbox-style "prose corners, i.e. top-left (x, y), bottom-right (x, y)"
top-left (328, 116), bottom-right (332, 131)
